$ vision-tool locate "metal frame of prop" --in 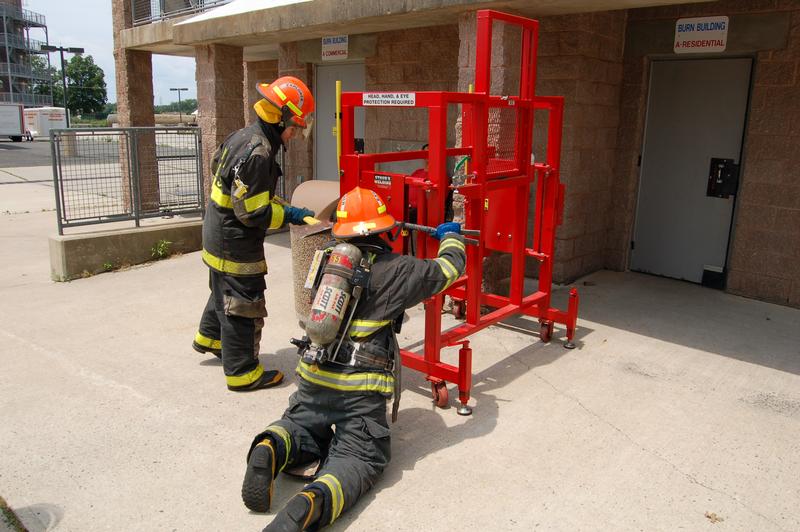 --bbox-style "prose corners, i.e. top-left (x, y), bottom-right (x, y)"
top-left (337, 9), bottom-right (579, 414)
